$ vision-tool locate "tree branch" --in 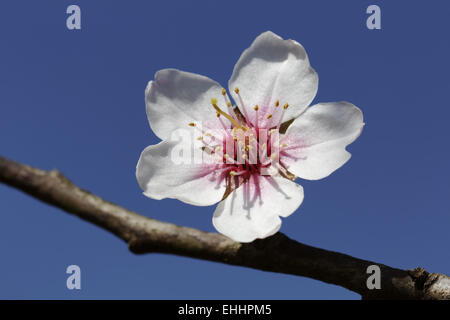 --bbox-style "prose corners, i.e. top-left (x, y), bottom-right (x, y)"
top-left (0, 155), bottom-right (449, 299)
